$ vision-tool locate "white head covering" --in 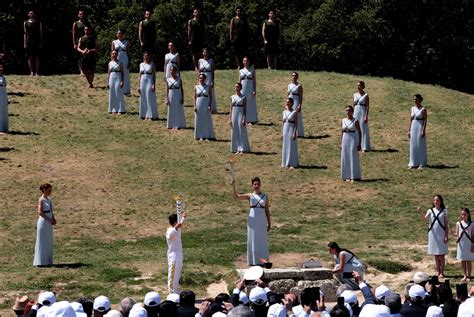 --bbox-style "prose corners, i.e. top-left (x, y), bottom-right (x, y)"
top-left (426, 306), bottom-right (444, 317)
